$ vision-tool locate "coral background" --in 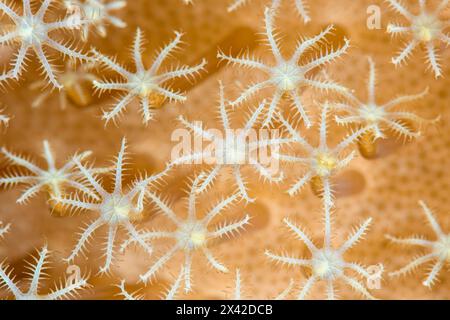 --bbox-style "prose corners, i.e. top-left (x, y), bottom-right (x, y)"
top-left (0, 0), bottom-right (448, 299)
